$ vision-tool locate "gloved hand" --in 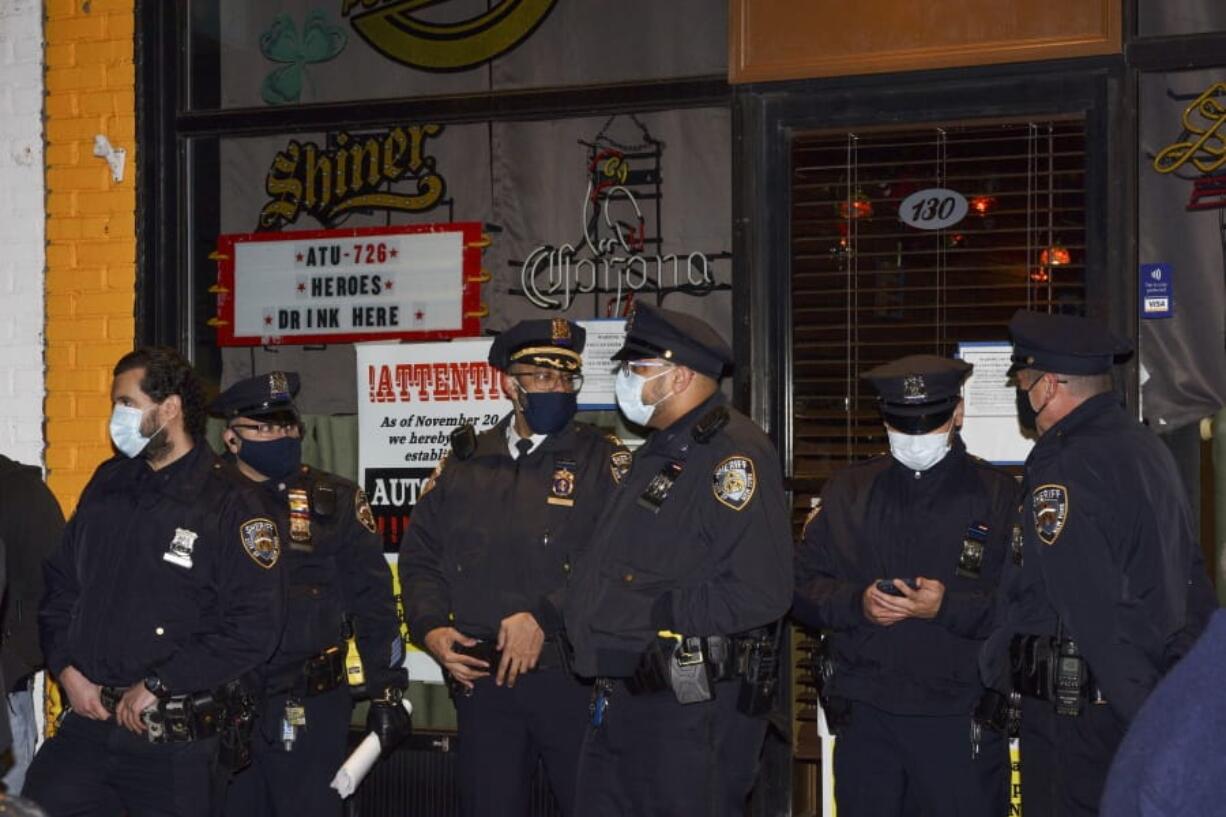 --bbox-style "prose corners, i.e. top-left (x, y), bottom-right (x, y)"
top-left (365, 691), bottom-right (411, 751)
